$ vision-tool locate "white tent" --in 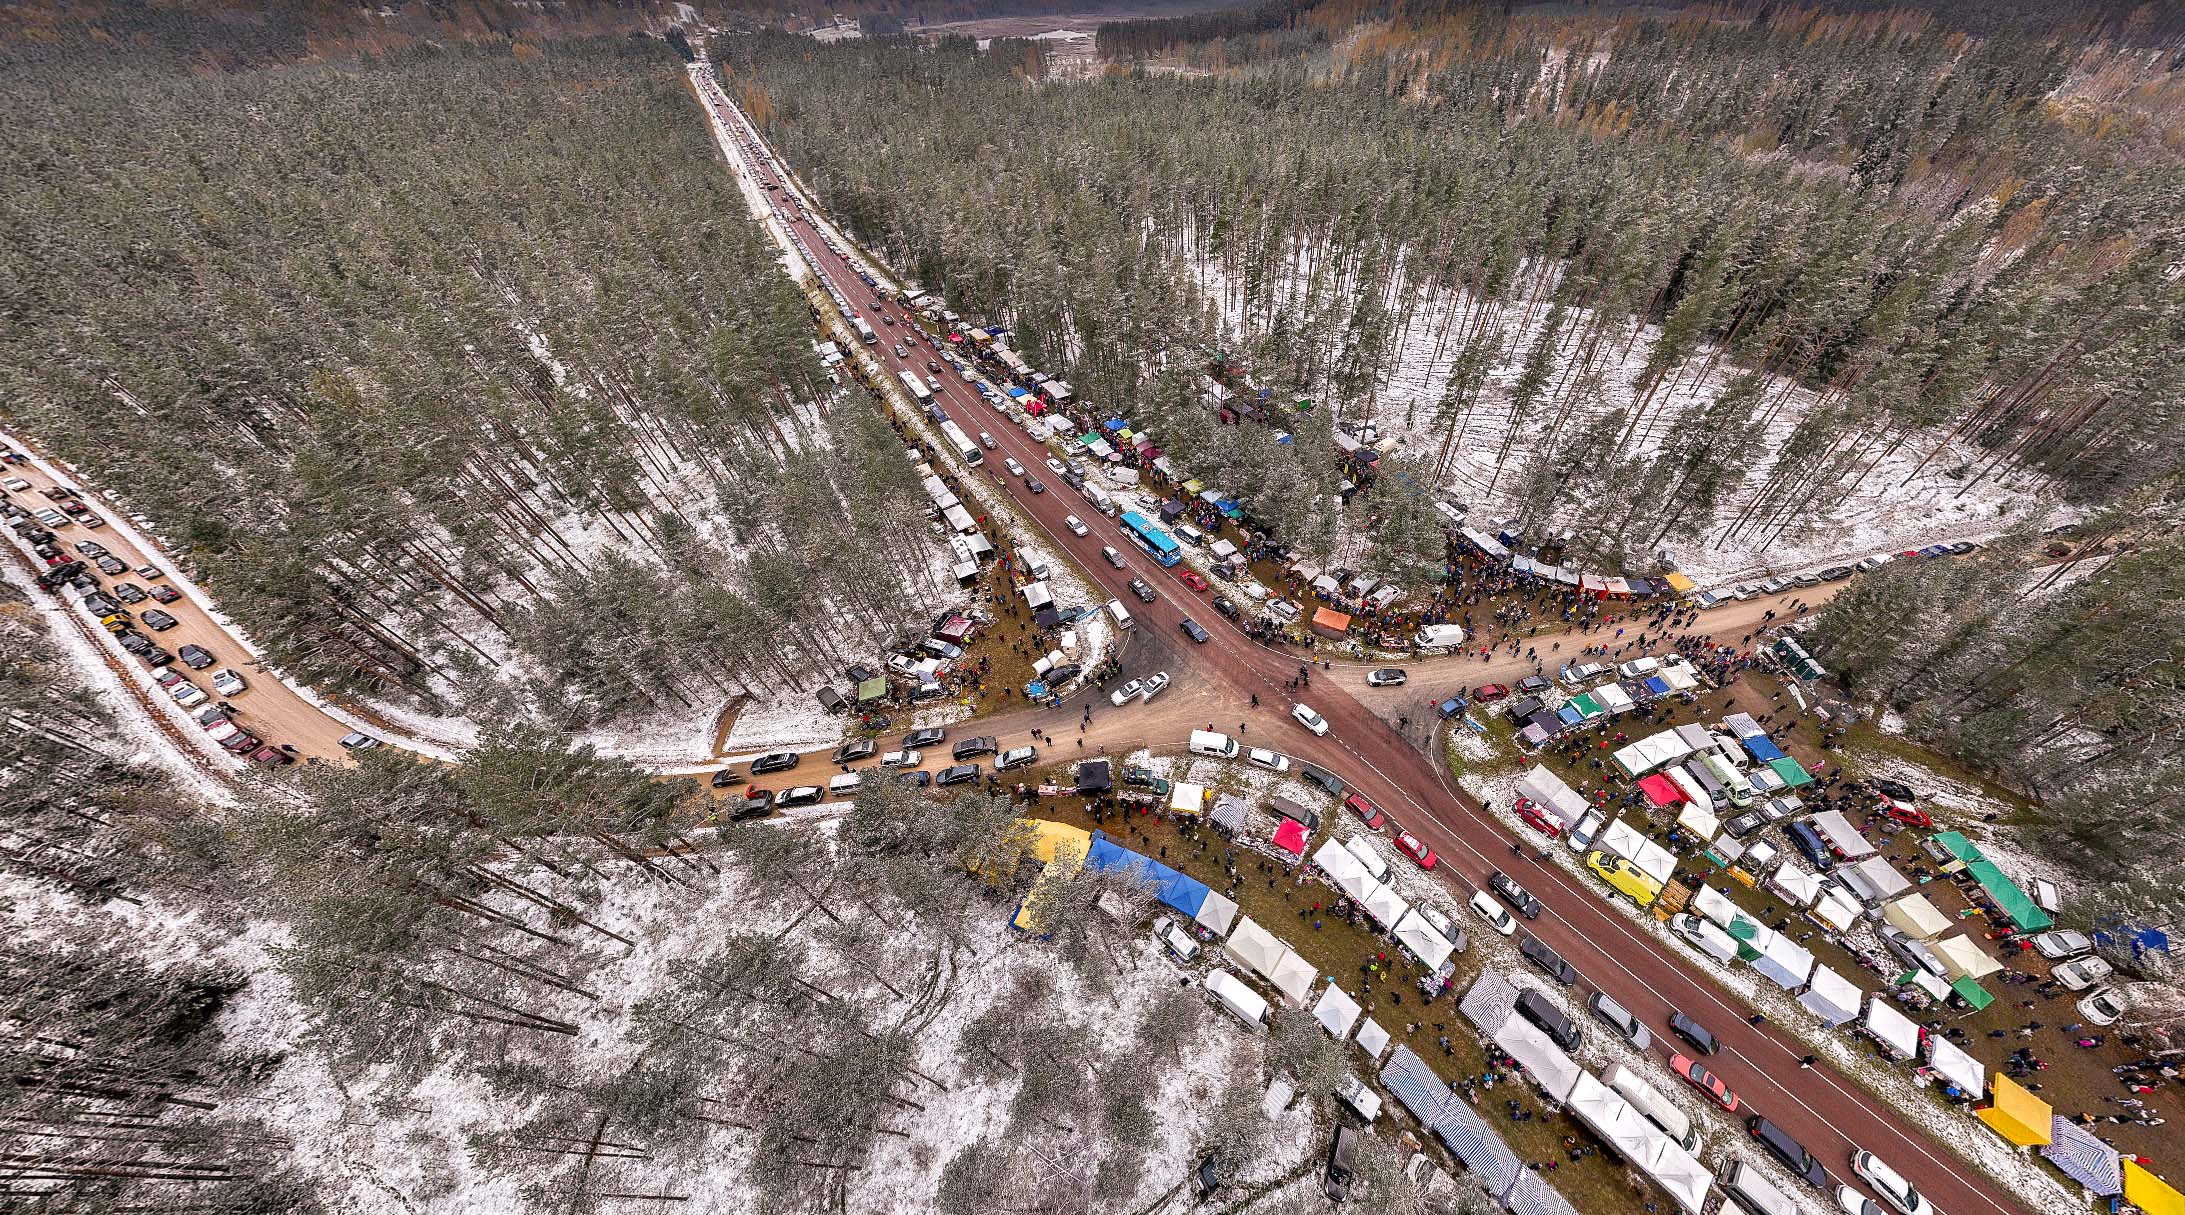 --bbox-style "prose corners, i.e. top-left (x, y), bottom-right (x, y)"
top-left (1268, 949), bottom-right (1318, 1006)
top-left (1863, 998), bottom-right (1921, 1059)
top-left (1225, 917), bottom-right (1285, 978)
top-left (1362, 883), bottom-right (1410, 929)
top-left (1924, 1035), bottom-right (1987, 1098)
top-left (1809, 809), bottom-right (1875, 859)
top-left (1313, 840), bottom-right (1367, 889)
top-left (1170, 782), bottom-right (1206, 815)
top-left (1612, 731), bottom-right (1694, 777)
top-left (1931, 934), bottom-right (2004, 981)
top-left (1566, 1073), bottom-right (1661, 1161)
top-left (1392, 909), bottom-right (1456, 970)
top-left (1637, 1137), bottom-right (1714, 1215)
top-left (1020, 581), bottom-right (1054, 610)
top-left (1799, 966), bottom-right (1863, 1028)
top-left (1356, 1018), bottom-right (1391, 1059)
top-left (1812, 887), bottom-right (1861, 933)
top-left (1691, 884), bottom-right (1748, 931)
top-left (1883, 893), bottom-right (1953, 940)
top-left (1840, 856), bottom-right (1913, 904)
top-left (1313, 984), bottom-right (1363, 1039)
top-left (1675, 802), bottom-right (1719, 839)
top-left (1594, 682), bottom-right (1635, 714)
top-left (1194, 891), bottom-right (1240, 937)
top-left (1345, 836), bottom-right (1391, 883)
top-left (1767, 863), bottom-right (1825, 908)
top-left (1491, 1017), bottom-right (1581, 1102)
top-left (1597, 818), bottom-right (1678, 884)
top-left (1752, 931), bottom-right (1816, 989)
top-left (1516, 767), bottom-right (1592, 829)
